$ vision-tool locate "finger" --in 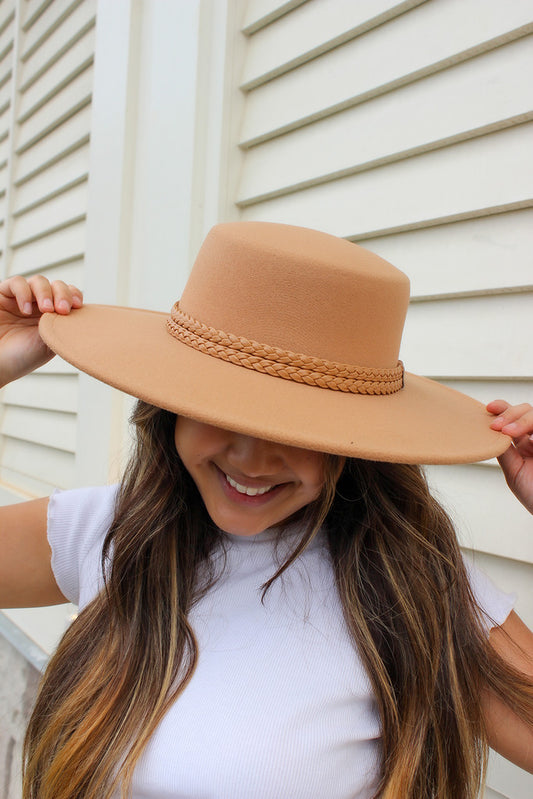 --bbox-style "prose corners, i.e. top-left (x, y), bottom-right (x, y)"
top-left (26, 274), bottom-right (55, 313)
top-left (500, 407), bottom-right (533, 440)
top-left (0, 275), bottom-right (37, 315)
top-left (67, 284), bottom-right (83, 308)
top-left (497, 443), bottom-right (523, 482)
top-left (486, 399), bottom-right (510, 417)
top-left (49, 279), bottom-right (79, 314)
top-left (488, 402), bottom-right (532, 431)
